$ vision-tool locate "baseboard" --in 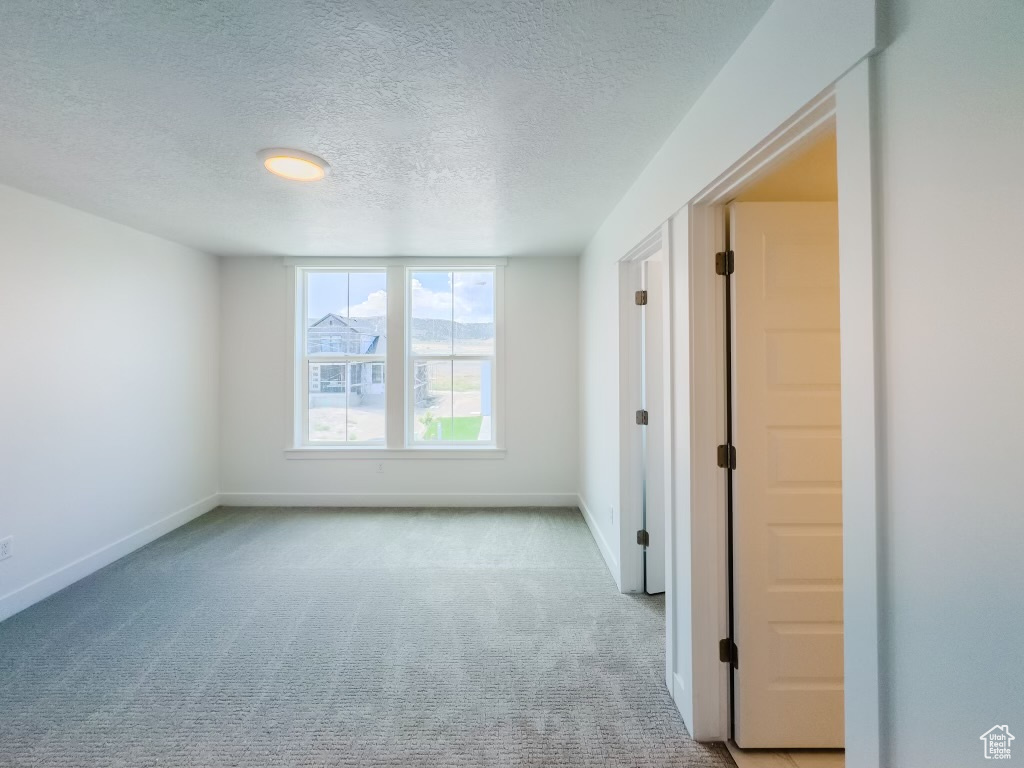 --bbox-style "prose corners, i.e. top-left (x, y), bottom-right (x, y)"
top-left (673, 672), bottom-right (686, 702)
top-left (0, 493), bottom-right (220, 623)
top-left (577, 493), bottom-right (620, 589)
top-left (218, 492), bottom-right (578, 508)
top-left (672, 672), bottom-right (695, 736)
